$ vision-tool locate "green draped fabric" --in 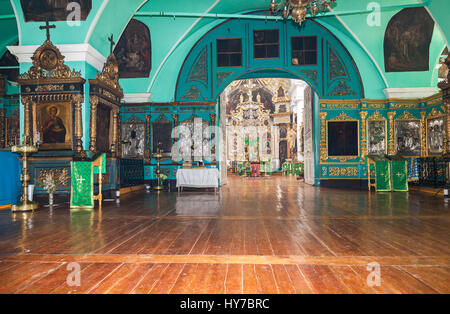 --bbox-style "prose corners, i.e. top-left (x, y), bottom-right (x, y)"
top-left (70, 161), bottom-right (94, 209)
top-left (391, 160), bottom-right (408, 191)
top-left (375, 160), bottom-right (391, 192)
